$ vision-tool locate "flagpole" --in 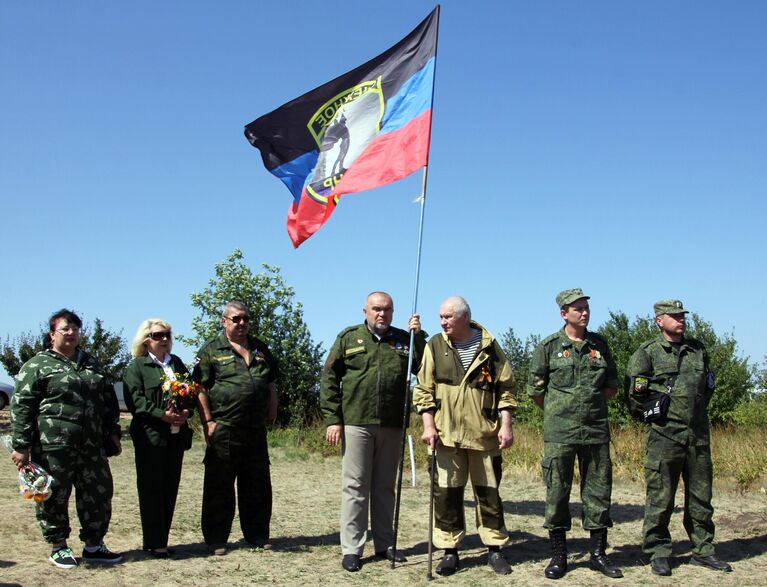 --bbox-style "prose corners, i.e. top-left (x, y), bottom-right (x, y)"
top-left (391, 6), bottom-right (441, 566)
top-left (391, 165), bottom-right (429, 569)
